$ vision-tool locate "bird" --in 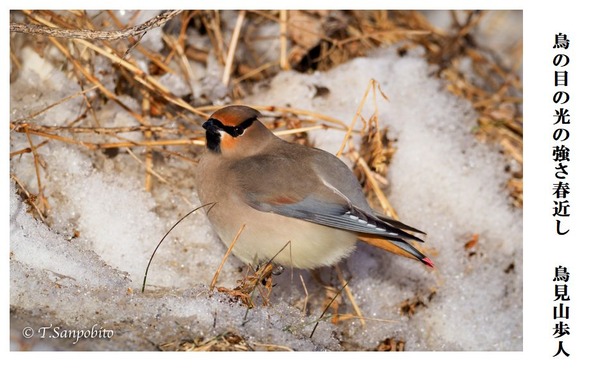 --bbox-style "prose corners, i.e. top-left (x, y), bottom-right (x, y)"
top-left (196, 105), bottom-right (433, 270)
